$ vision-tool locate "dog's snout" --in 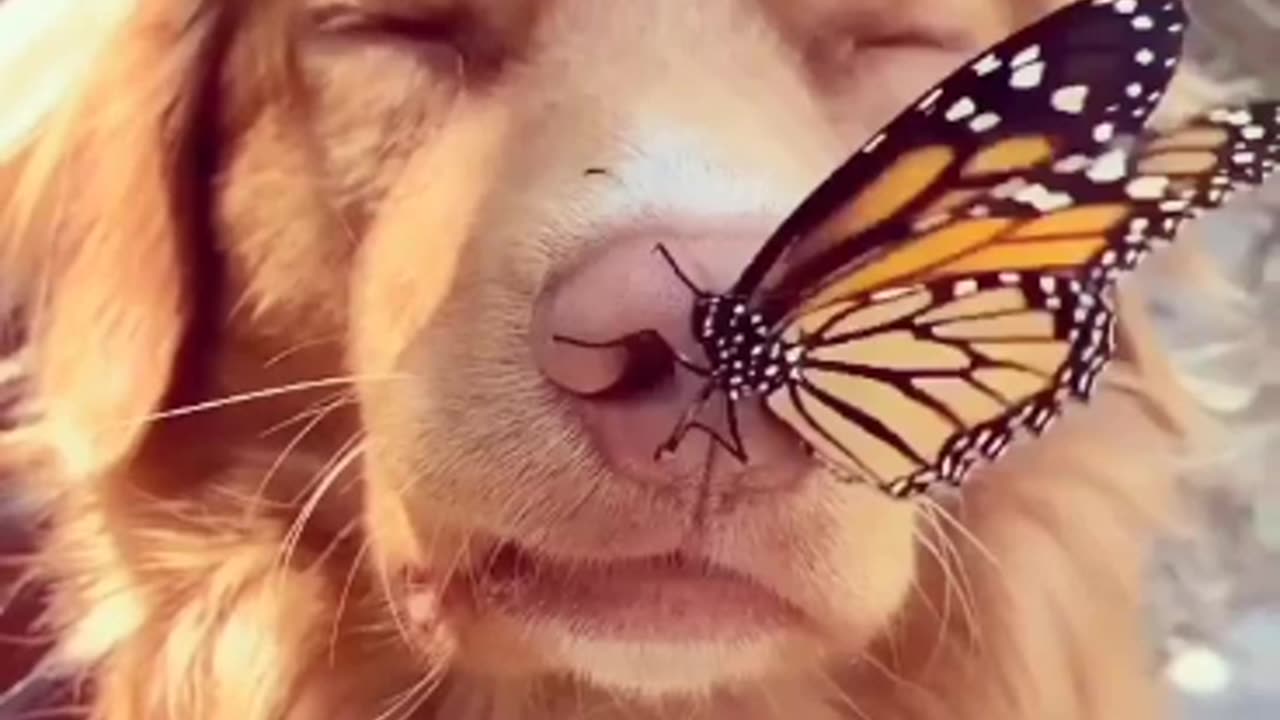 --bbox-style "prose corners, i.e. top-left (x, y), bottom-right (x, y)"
top-left (531, 232), bottom-right (810, 495)
top-left (533, 236), bottom-right (702, 398)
